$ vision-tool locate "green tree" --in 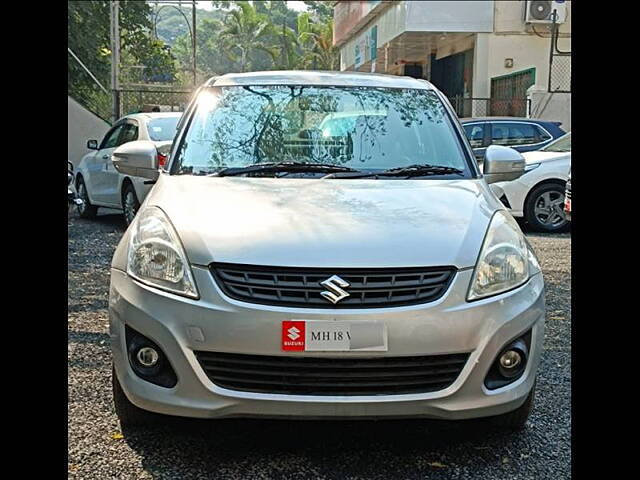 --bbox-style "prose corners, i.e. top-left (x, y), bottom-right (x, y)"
top-left (152, 6), bottom-right (222, 46)
top-left (303, 1), bottom-right (334, 19)
top-left (297, 11), bottom-right (339, 70)
top-left (173, 17), bottom-right (236, 78)
top-left (68, 1), bottom-right (176, 119)
top-left (218, 1), bottom-right (279, 72)
top-left (171, 0), bottom-right (338, 77)
top-left (254, 1), bottom-right (300, 69)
